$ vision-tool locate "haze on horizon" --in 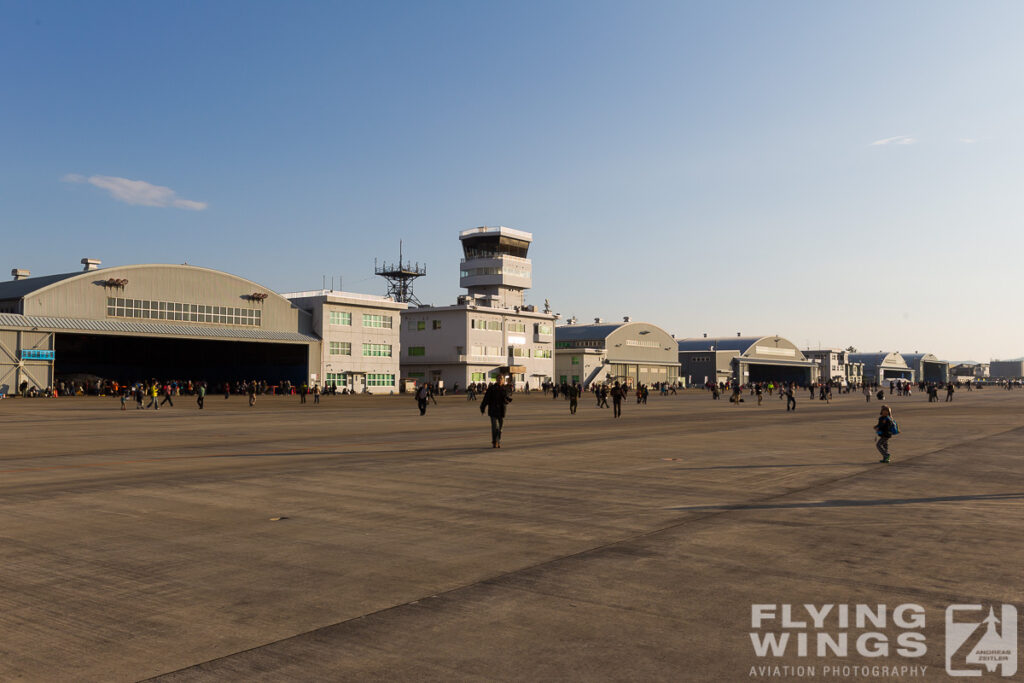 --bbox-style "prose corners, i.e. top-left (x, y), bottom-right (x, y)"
top-left (2, 1), bottom-right (1022, 362)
